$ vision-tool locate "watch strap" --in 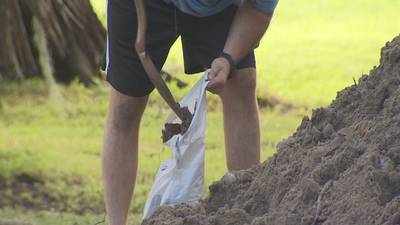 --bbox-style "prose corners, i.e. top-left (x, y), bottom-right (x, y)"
top-left (219, 52), bottom-right (237, 77)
